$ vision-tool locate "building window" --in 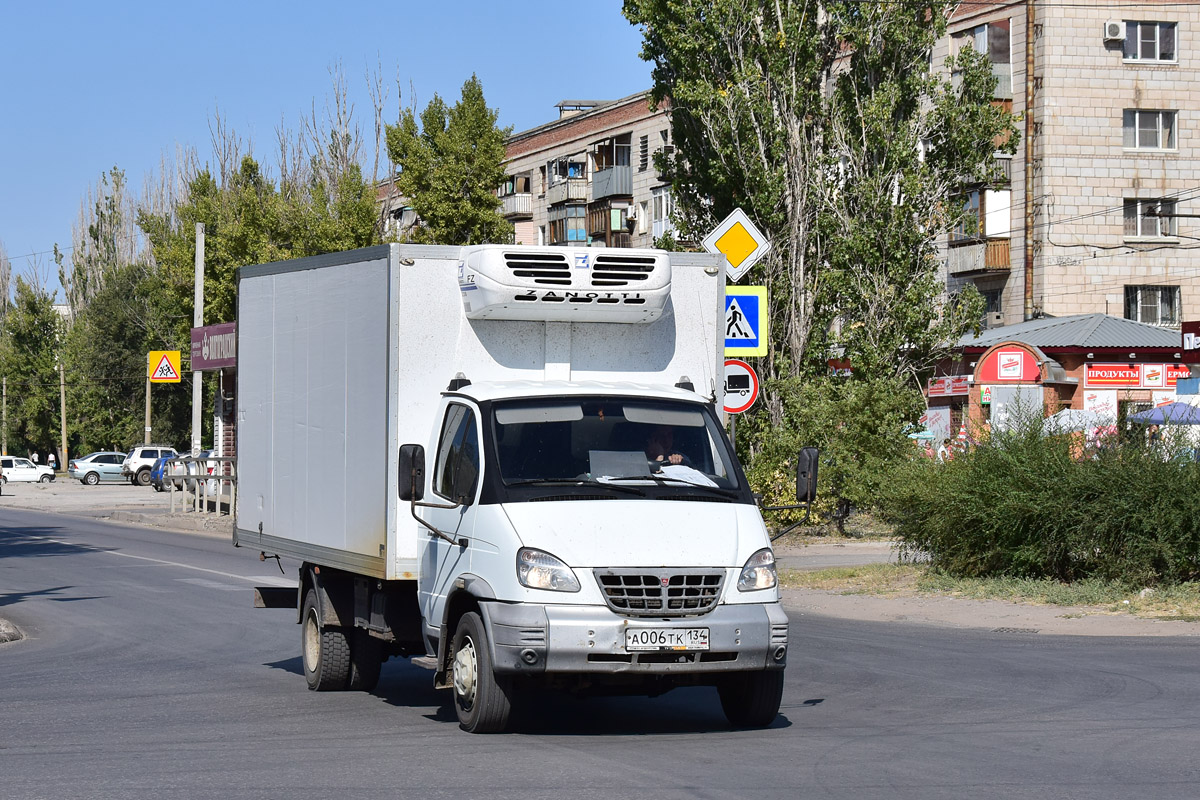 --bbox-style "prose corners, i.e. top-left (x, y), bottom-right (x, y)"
top-left (951, 190), bottom-right (982, 241)
top-left (548, 204), bottom-right (587, 244)
top-left (1124, 21), bottom-right (1177, 62)
top-left (651, 186), bottom-right (675, 239)
top-left (981, 287), bottom-right (1002, 314)
top-left (1125, 285), bottom-right (1181, 326)
top-left (1123, 199), bottom-right (1177, 238)
top-left (1123, 110), bottom-right (1176, 149)
top-left (952, 19), bottom-right (1012, 99)
top-left (548, 157), bottom-right (586, 184)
